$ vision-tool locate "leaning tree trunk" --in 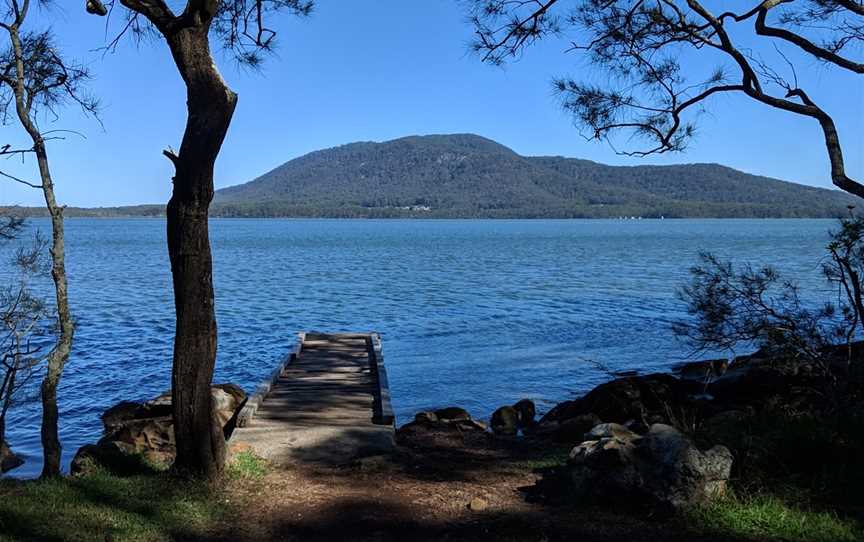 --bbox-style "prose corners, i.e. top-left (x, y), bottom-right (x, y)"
top-left (35, 142), bottom-right (74, 479)
top-left (8, 24), bottom-right (74, 478)
top-left (164, 25), bottom-right (237, 478)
